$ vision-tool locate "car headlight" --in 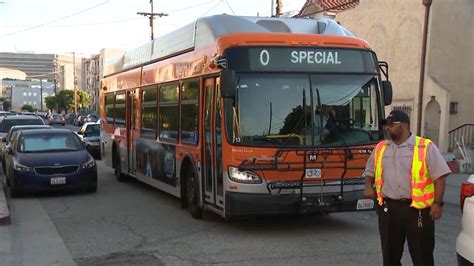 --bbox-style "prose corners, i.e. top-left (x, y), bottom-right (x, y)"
top-left (13, 161), bottom-right (34, 172)
top-left (80, 157), bottom-right (96, 169)
top-left (228, 166), bottom-right (262, 184)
